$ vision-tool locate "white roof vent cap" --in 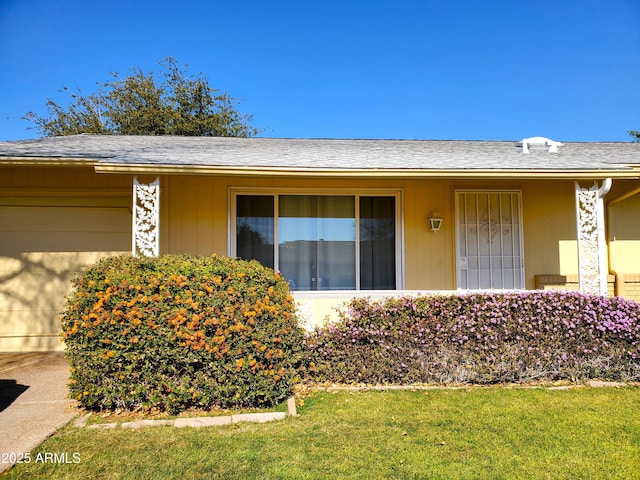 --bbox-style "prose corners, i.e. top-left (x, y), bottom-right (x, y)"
top-left (521, 136), bottom-right (562, 153)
